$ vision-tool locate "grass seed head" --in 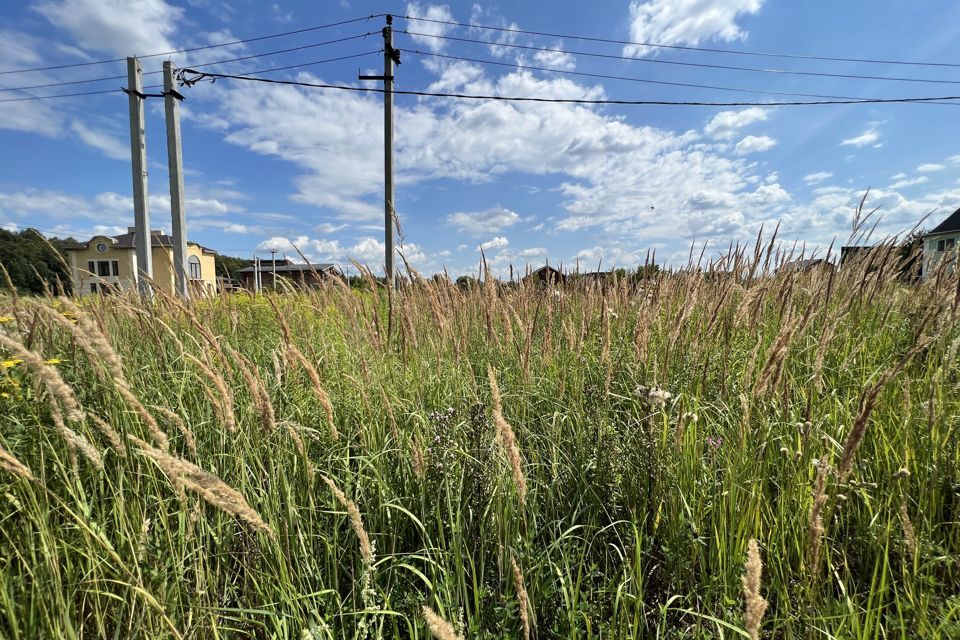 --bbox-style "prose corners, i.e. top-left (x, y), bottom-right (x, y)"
top-left (129, 435), bottom-right (273, 537)
top-left (742, 539), bottom-right (767, 640)
top-left (323, 475), bottom-right (373, 565)
top-left (421, 606), bottom-right (463, 640)
top-left (0, 446), bottom-right (34, 482)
